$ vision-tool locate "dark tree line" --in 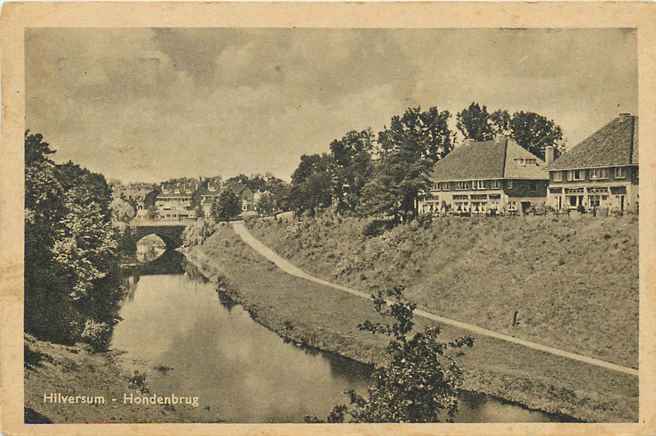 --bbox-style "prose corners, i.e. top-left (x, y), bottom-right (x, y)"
top-left (456, 102), bottom-right (564, 159)
top-left (288, 103), bottom-right (564, 221)
top-left (25, 131), bottom-right (125, 350)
